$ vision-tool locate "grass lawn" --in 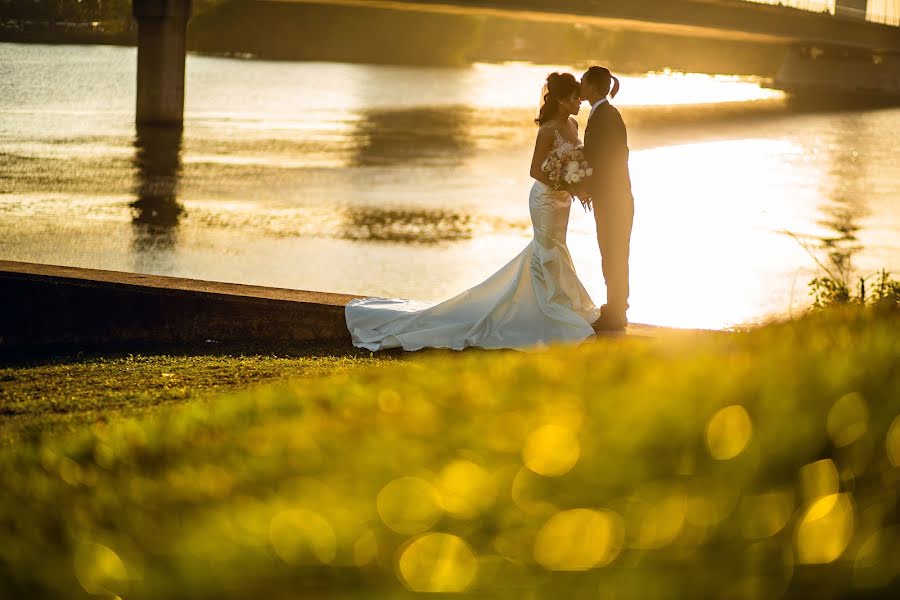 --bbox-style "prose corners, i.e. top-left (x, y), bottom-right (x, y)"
top-left (0, 341), bottom-right (401, 445)
top-left (1, 309), bottom-right (898, 599)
